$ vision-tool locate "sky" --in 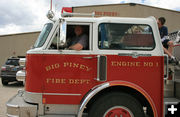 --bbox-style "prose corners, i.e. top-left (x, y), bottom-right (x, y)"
top-left (0, 0), bottom-right (180, 35)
